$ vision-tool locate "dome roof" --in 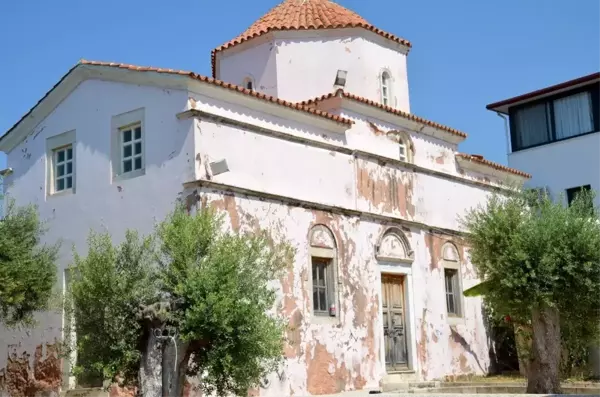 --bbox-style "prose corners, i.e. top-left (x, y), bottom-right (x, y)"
top-left (212, 0), bottom-right (411, 67)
